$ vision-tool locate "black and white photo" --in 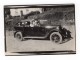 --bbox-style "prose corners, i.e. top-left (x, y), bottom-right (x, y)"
top-left (4, 4), bottom-right (76, 55)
